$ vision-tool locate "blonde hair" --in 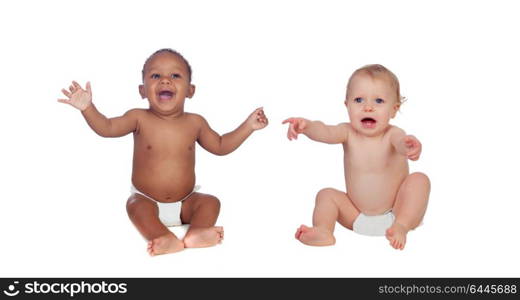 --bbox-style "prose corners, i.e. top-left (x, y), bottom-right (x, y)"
top-left (346, 64), bottom-right (406, 107)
